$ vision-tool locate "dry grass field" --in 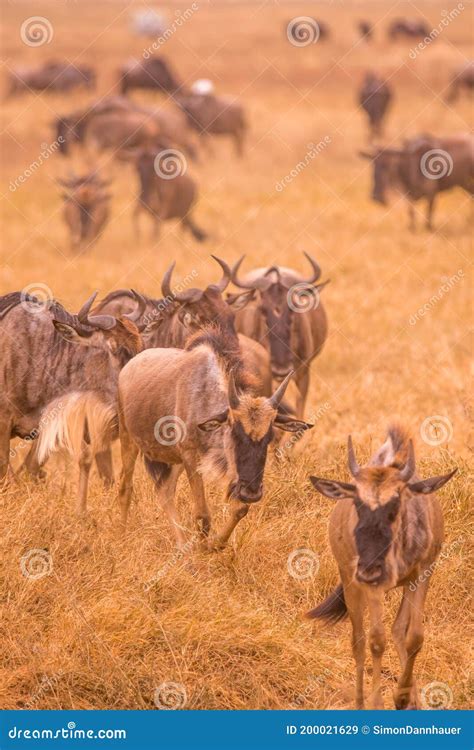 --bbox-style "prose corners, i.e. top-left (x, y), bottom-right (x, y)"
top-left (0, 0), bottom-right (473, 711)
